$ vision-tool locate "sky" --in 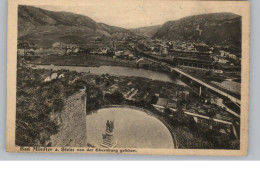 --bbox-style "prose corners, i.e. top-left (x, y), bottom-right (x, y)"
top-left (35, 0), bottom-right (244, 29)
